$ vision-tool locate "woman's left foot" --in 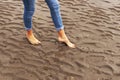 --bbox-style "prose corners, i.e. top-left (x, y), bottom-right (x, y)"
top-left (58, 36), bottom-right (75, 48)
top-left (58, 29), bottom-right (76, 48)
